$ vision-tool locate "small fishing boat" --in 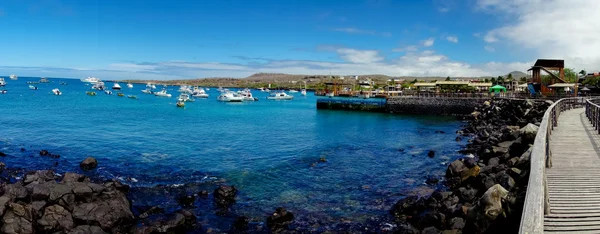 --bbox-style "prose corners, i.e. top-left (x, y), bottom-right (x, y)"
top-left (104, 90), bottom-right (113, 95)
top-left (117, 93), bottom-right (124, 97)
top-left (91, 82), bottom-right (105, 90)
top-left (154, 89), bottom-right (172, 97)
top-left (9, 74), bottom-right (17, 80)
top-left (205, 87), bottom-right (210, 91)
top-left (178, 94), bottom-right (195, 102)
top-left (112, 82), bottom-right (122, 90)
top-left (86, 91), bottom-right (96, 96)
top-left (267, 91), bottom-right (294, 100)
top-left (141, 89), bottom-right (152, 94)
top-left (265, 88), bottom-right (270, 92)
top-left (146, 83), bottom-right (156, 90)
top-left (53, 89), bottom-right (62, 96)
top-left (301, 89), bottom-right (307, 96)
top-left (288, 89), bottom-right (298, 93)
top-left (191, 87), bottom-right (209, 98)
top-left (29, 85), bottom-right (38, 90)
top-left (258, 87), bottom-right (266, 92)
top-left (0, 78), bottom-right (6, 86)
top-left (217, 92), bottom-right (244, 102)
top-left (178, 85), bottom-right (192, 93)
top-left (127, 83), bottom-right (133, 88)
top-left (176, 100), bottom-right (185, 107)
top-left (0, 90), bottom-right (7, 94)
top-left (26, 81), bottom-right (39, 84)
top-left (60, 82), bottom-right (68, 85)
top-left (217, 87), bottom-right (225, 92)
top-left (40, 77), bottom-right (49, 83)
top-left (128, 95), bottom-right (137, 99)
